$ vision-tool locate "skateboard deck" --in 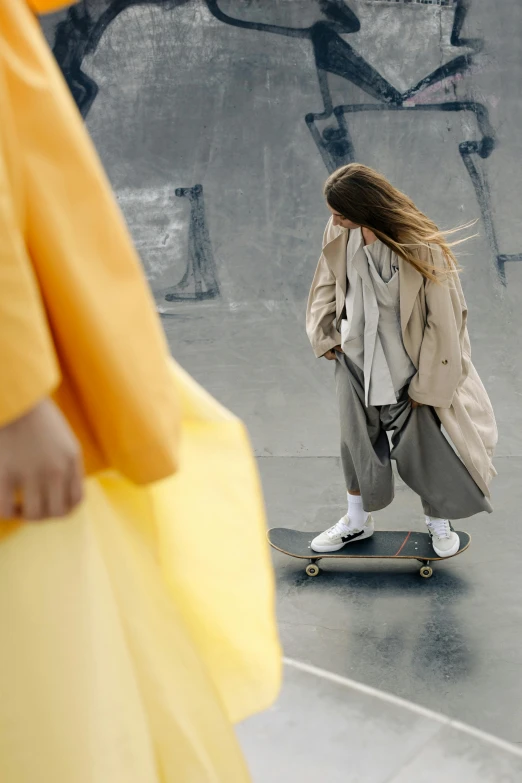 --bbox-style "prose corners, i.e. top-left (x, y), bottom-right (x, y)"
top-left (267, 528), bottom-right (471, 578)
